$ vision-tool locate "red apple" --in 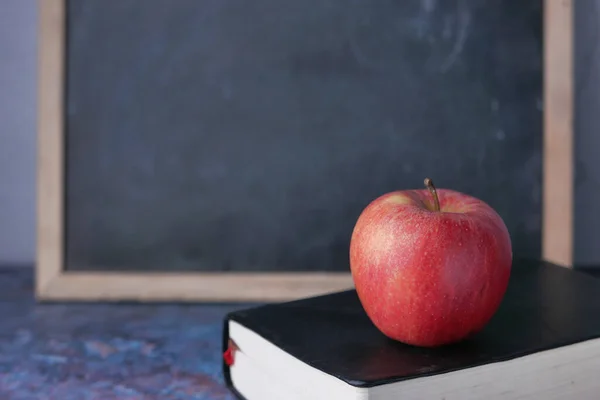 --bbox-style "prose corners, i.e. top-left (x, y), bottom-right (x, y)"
top-left (349, 178), bottom-right (512, 347)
